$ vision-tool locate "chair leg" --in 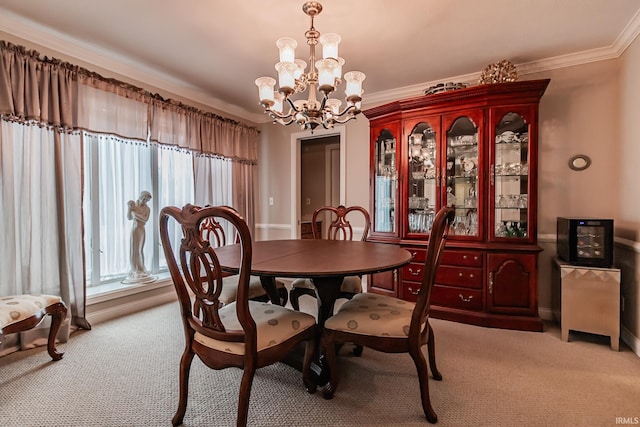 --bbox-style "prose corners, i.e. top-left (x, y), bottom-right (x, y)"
top-left (427, 322), bottom-right (442, 381)
top-left (237, 366), bottom-right (256, 427)
top-left (46, 302), bottom-right (68, 361)
top-left (172, 348), bottom-right (195, 427)
top-left (302, 336), bottom-right (317, 394)
top-left (289, 286), bottom-right (317, 311)
top-left (409, 347), bottom-right (437, 423)
top-left (321, 332), bottom-right (339, 400)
